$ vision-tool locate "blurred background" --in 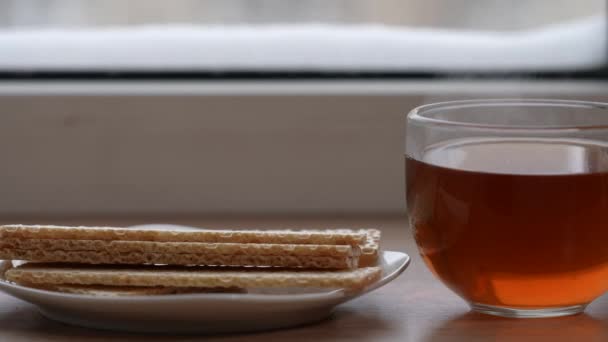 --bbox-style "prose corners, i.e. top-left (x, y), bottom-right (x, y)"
top-left (0, 0), bottom-right (605, 74)
top-left (0, 0), bottom-right (603, 29)
top-left (0, 0), bottom-right (605, 220)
